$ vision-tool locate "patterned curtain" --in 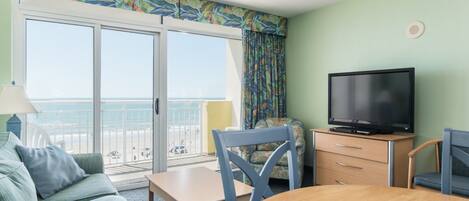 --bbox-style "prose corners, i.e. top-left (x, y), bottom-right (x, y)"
top-left (242, 30), bottom-right (287, 129)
